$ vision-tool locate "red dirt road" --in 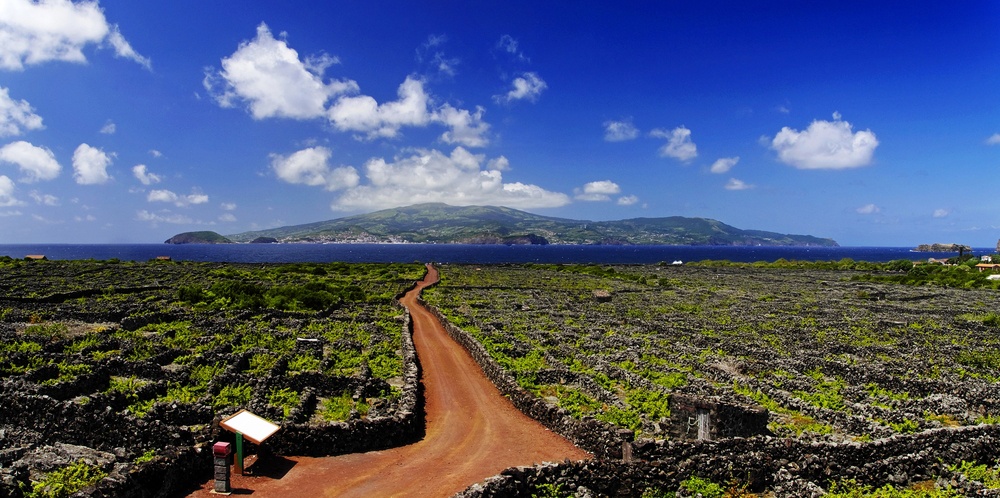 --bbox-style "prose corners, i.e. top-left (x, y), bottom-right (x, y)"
top-left (186, 264), bottom-right (591, 497)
